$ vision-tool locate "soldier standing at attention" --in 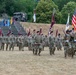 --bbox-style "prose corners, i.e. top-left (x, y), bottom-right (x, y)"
top-left (9, 34), bottom-right (15, 51)
top-left (48, 31), bottom-right (55, 55)
top-left (34, 31), bottom-right (43, 56)
top-left (0, 28), bottom-right (3, 50)
top-left (44, 35), bottom-right (49, 47)
top-left (0, 36), bottom-right (2, 50)
top-left (32, 29), bottom-right (36, 38)
top-left (1, 36), bottom-right (5, 51)
top-left (56, 33), bottom-right (63, 50)
top-left (6, 36), bottom-right (10, 51)
top-left (17, 35), bottom-right (24, 51)
top-left (63, 30), bottom-right (72, 58)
